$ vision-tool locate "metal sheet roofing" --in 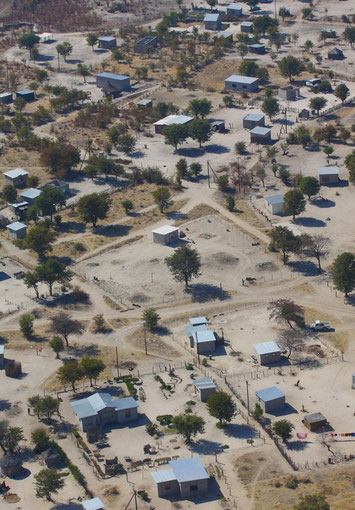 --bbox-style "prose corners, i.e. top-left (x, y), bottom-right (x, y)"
top-left (265, 194), bottom-right (283, 205)
top-left (16, 89), bottom-right (33, 95)
top-left (243, 113), bottom-right (264, 122)
top-left (184, 324), bottom-right (208, 337)
top-left (255, 386), bottom-right (285, 402)
top-left (214, 31), bottom-right (233, 38)
top-left (0, 92), bottom-right (12, 98)
top-left (20, 188), bottom-right (41, 200)
top-left (151, 225), bottom-right (179, 235)
top-left (137, 98), bottom-right (152, 105)
top-left (227, 4), bottom-right (242, 10)
top-left (195, 330), bottom-right (215, 344)
top-left (151, 468), bottom-right (176, 484)
top-left (0, 346), bottom-right (4, 355)
top-left (254, 341), bottom-right (280, 355)
top-left (96, 72), bottom-right (129, 80)
top-left (82, 497), bottom-right (105, 510)
top-left (250, 43), bottom-right (265, 48)
top-left (154, 114), bottom-right (193, 126)
top-left (250, 126), bottom-right (271, 136)
top-left (4, 168), bottom-right (28, 178)
top-left (7, 221), bottom-right (26, 231)
top-left (241, 21), bottom-right (253, 26)
top-left (195, 377), bottom-right (216, 390)
top-left (204, 13), bottom-right (220, 21)
top-left (98, 36), bottom-right (116, 41)
top-left (225, 74), bottom-right (258, 84)
top-left (304, 412), bottom-right (326, 423)
top-left (71, 393), bottom-right (137, 420)
top-left (318, 166), bottom-right (339, 175)
top-left (190, 317), bottom-right (207, 326)
top-left (169, 457), bottom-right (209, 483)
